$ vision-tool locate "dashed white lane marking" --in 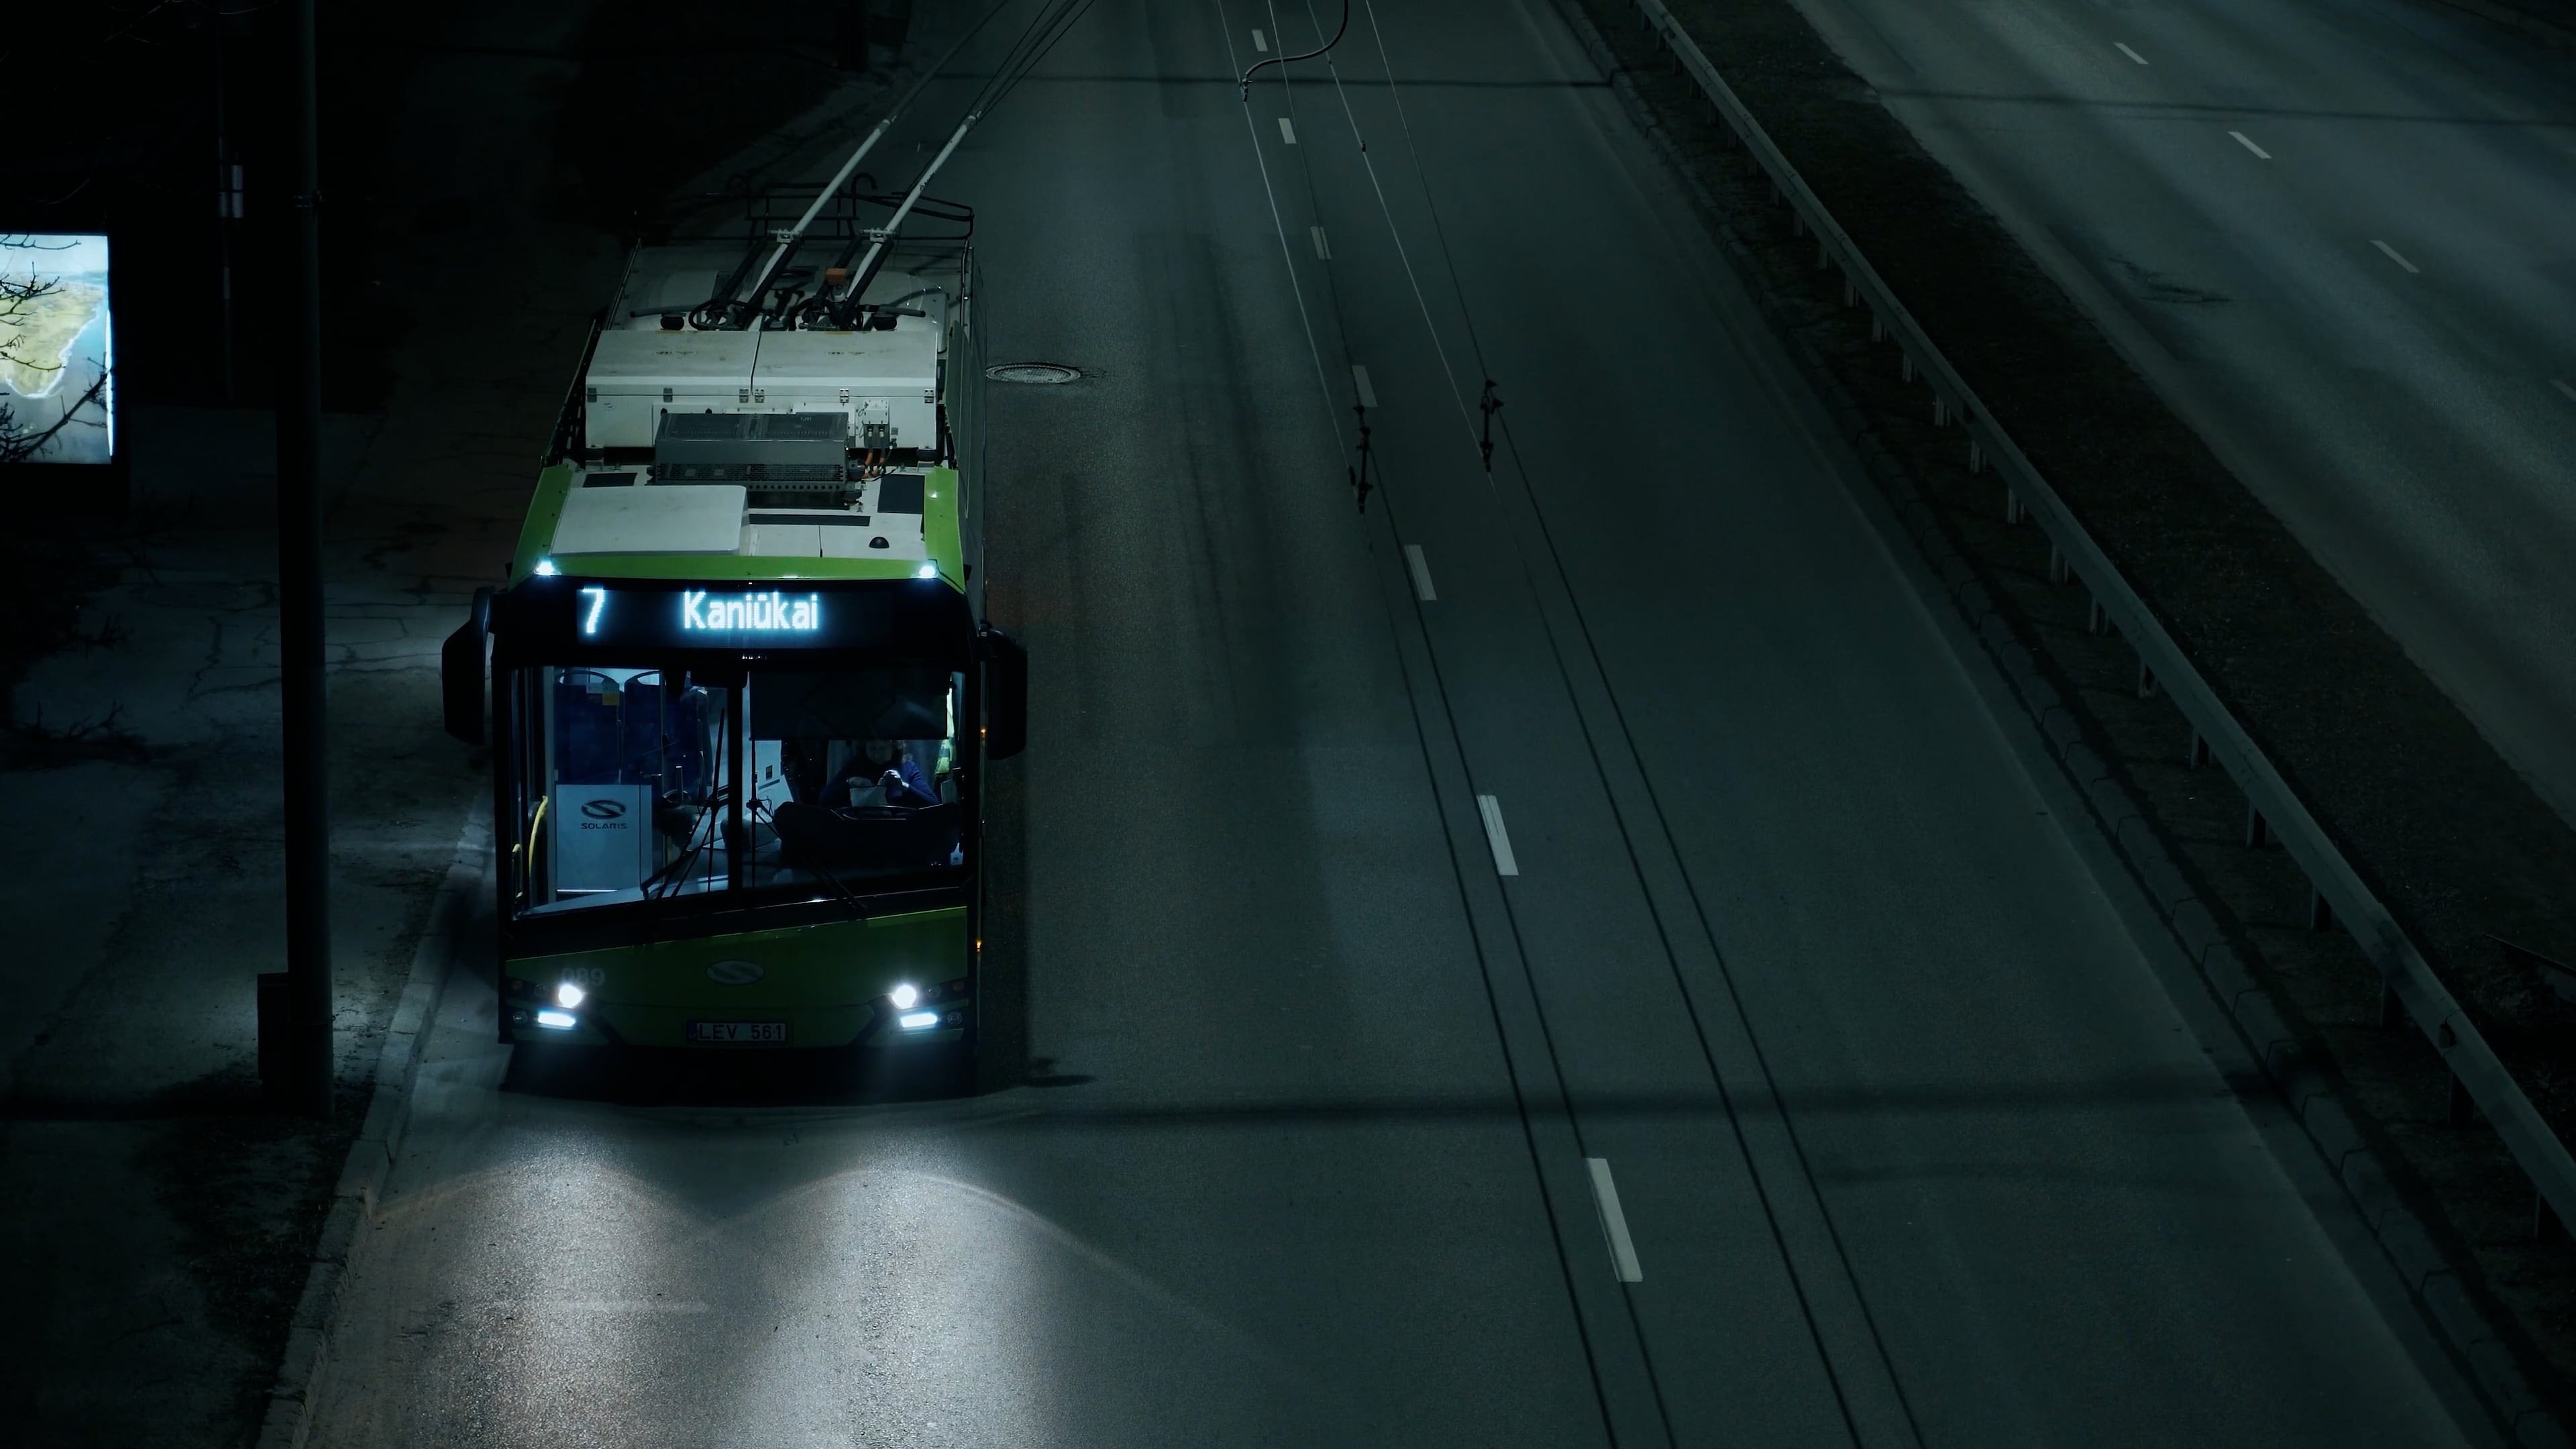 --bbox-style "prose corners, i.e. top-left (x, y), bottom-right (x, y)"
top-left (1587, 1159), bottom-right (1644, 1283)
top-left (1476, 795), bottom-right (1519, 877)
top-left (1351, 363), bottom-right (1378, 409)
top-left (1278, 116), bottom-right (1297, 145)
top-left (1403, 543), bottom-right (1436, 601)
top-left (1311, 225), bottom-right (1331, 259)
top-left (1252, 28), bottom-right (1267, 51)
top-left (2371, 239), bottom-right (2420, 274)
top-left (2230, 130), bottom-right (2271, 160)
top-left (2553, 378), bottom-right (2576, 404)
top-left (2115, 42), bottom-right (2149, 65)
